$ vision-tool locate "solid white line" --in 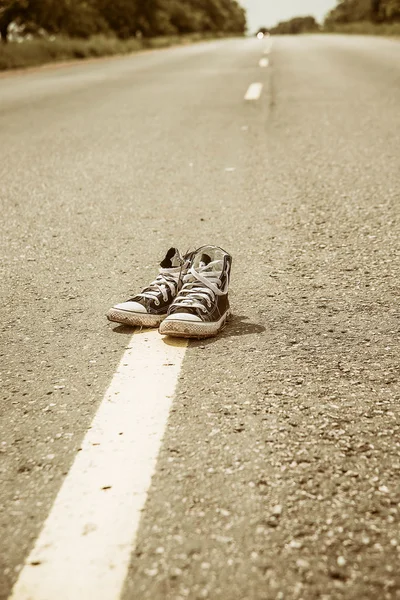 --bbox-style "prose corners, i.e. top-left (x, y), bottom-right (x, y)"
top-left (259, 58), bottom-right (269, 68)
top-left (10, 330), bottom-right (188, 600)
top-left (244, 82), bottom-right (263, 101)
